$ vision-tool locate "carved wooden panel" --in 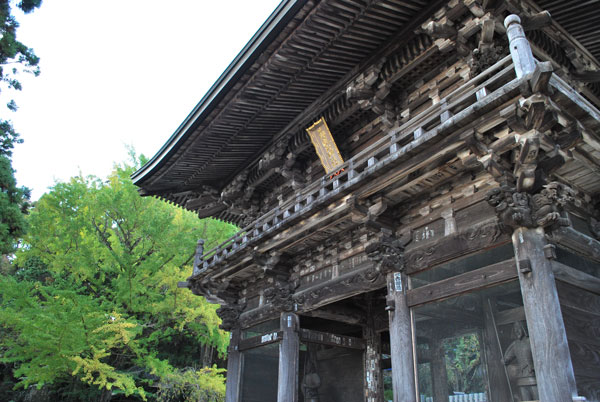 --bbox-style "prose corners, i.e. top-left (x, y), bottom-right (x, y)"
top-left (405, 218), bottom-right (508, 274)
